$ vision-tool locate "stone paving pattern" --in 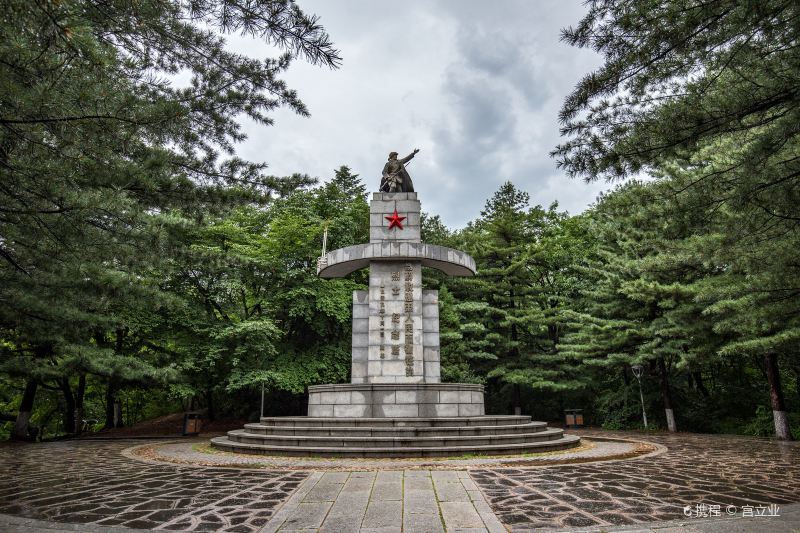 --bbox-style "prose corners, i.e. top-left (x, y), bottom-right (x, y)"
top-left (263, 470), bottom-right (504, 533)
top-left (1, 430), bottom-right (798, 532)
top-left (0, 440), bottom-right (306, 532)
top-left (3, 506), bottom-right (800, 532)
top-left (471, 429), bottom-right (800, 530)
